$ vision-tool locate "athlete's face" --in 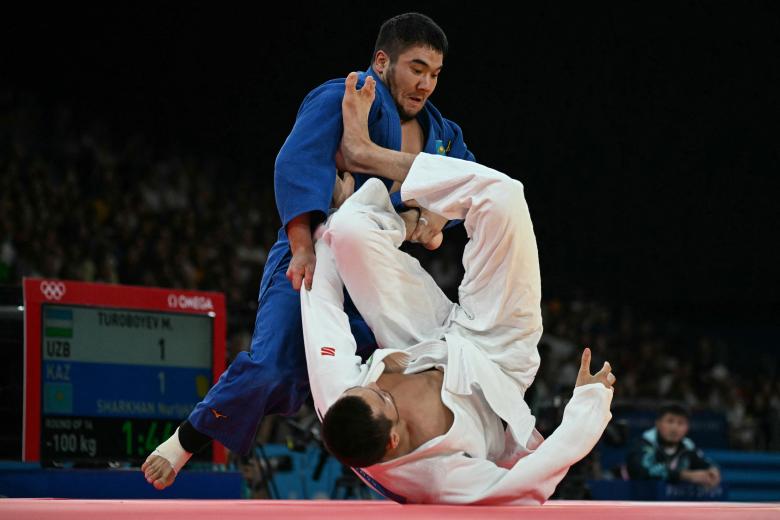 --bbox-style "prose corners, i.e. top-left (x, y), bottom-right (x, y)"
top-left (656, 413), bottom-right (689, 444)
top-left (375, 45), bottom-right (443, 121)
top-left (343, 382), bottom-right (400, 424)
